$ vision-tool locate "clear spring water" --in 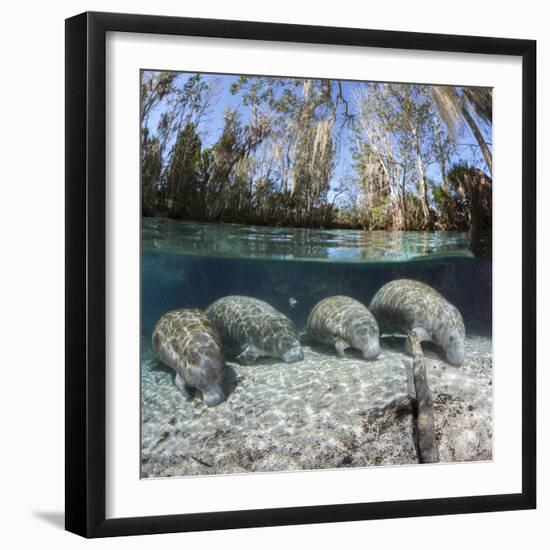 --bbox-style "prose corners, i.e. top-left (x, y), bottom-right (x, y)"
top-left (140, 218), bottom-right (493, 477)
